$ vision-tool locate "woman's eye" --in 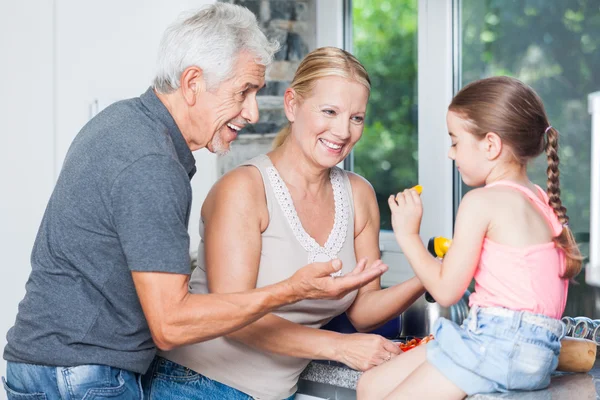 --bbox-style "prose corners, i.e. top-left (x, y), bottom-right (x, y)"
top-left (323, 109), bottom-right (336, 116)
top-left (352, 116), bottom-right (364, 123)
top-left (451, 143), bottom-right (457, 147)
